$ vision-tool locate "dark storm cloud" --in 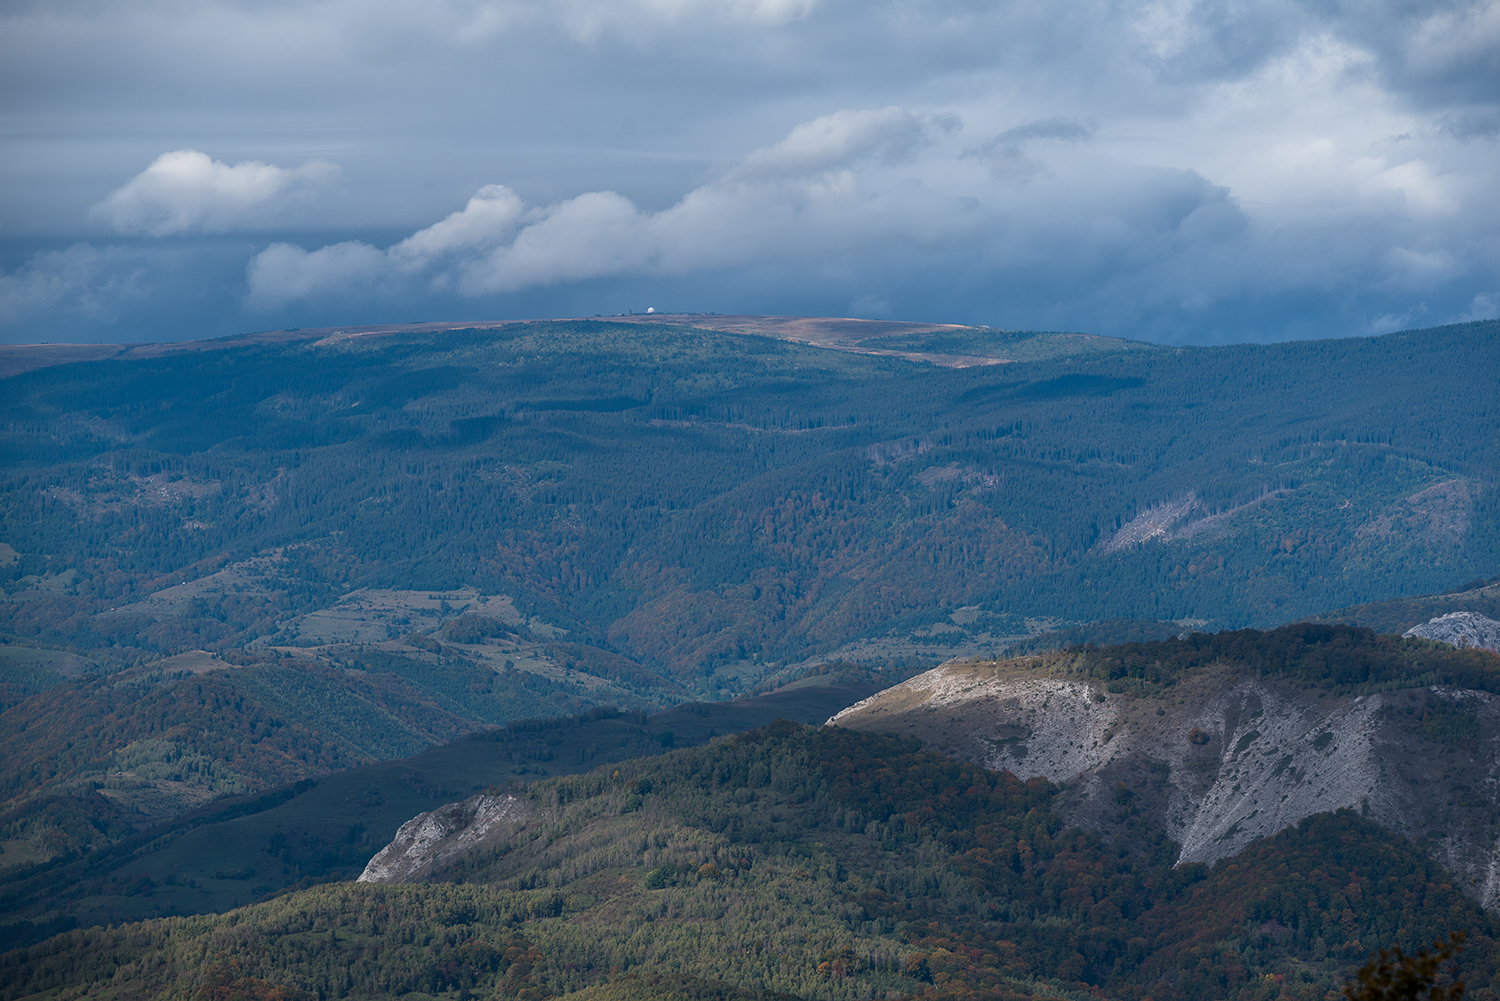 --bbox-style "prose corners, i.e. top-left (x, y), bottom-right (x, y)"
top-left (1310, 0), bottom-right (1500, 105)
top-left (1439, 108), bottom-right (1500, 141)
top-left (1, 0), bottom-right (1497, 344)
